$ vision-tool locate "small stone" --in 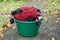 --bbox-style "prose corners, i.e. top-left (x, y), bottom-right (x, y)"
top-left (7, 23), bottom-right (11, 28)
top-left (4, 27), bottom-right (8, 31)
top-left (48, 33), bottom-right (50, 36)
top-left (57, 18), bottom-right (60, 20)
top-left (52, 37), bottom-right (56, 40)
top-left (43, 17), bottom-right (48, 23)
top-left (55, 21), bottom-right (58, 24)
top-left (12, 27), bottom-right (16, 29)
